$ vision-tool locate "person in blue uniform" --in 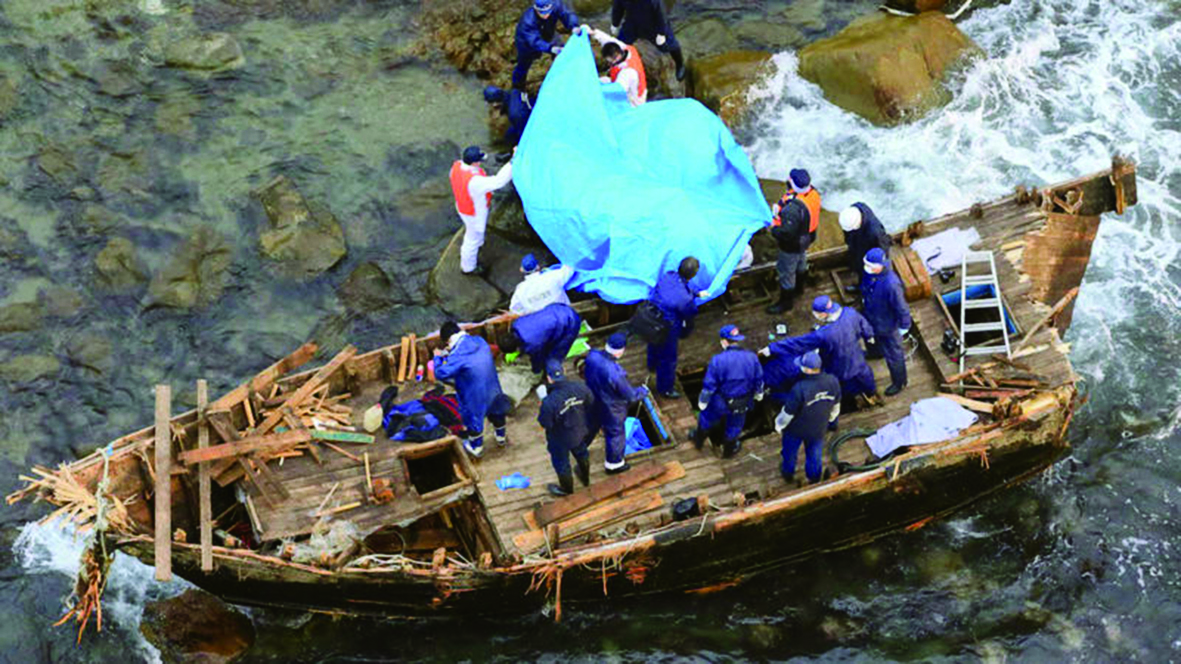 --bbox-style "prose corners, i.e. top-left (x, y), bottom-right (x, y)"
top-left (513, 0), bottom-right (582, 90)
top-left (838, 202), bottom-right (893, 286)
top-left (860, 247), bottom-right (912, 396)
top-left (763, 344), bottom-right (806, 407)
top-left (611, 0), bottom-right (686, 81)
top-left (688, 325), bottom-right (764, 459)
top-left (766, 197), bottom-right (812, 315)
top-left (483, 86), bottom-right (535, 145)
top-left (774, 350), bottom-right (841, 484)
top-left (763, 295), bottom-right (876, 408)
top-left (585, 332), bottom-right (649, 474)
top-left (498, 302), bottom-right (582, 376)
top-left (432, 321), bottom-right (511, 458)
top-left (647, 256), bottom-right (708, 399)
top-left (537, 366), bottom-right (597, 496)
